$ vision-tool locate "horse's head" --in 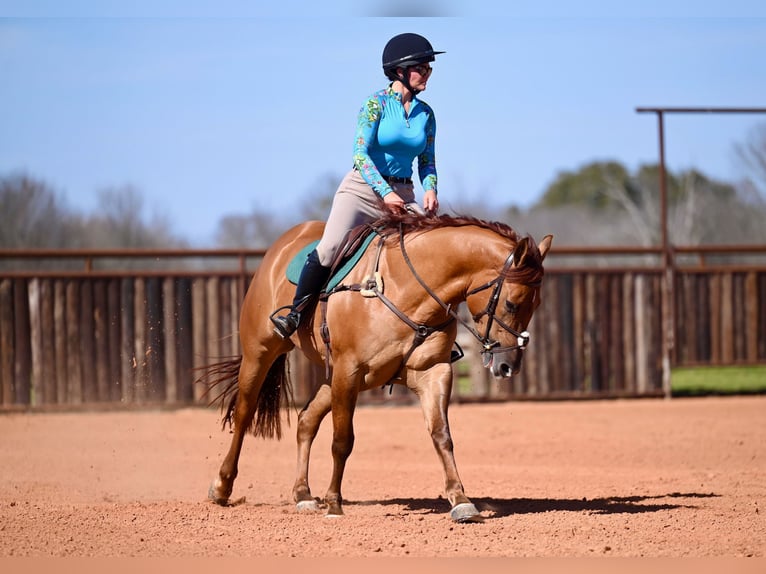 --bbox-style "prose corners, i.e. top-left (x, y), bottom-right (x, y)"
top-left (465, 234), bottom-right (553, 378)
